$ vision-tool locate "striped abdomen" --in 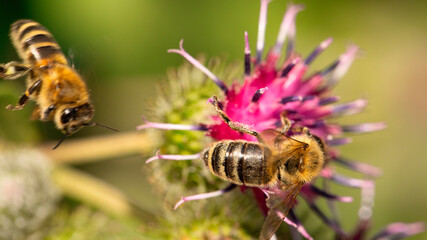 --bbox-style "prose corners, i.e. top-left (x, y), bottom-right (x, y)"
top-left (10, 19), bottom-right (67, 65)
top-left (202, 140), bottom-right (274, 187)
